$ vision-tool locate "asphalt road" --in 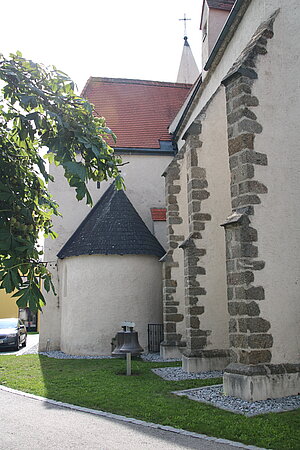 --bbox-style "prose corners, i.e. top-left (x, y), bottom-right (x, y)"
top-left (0, 337), bottom-right (259, 449)
top-left (0, 388), bottom-right (253, 450)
